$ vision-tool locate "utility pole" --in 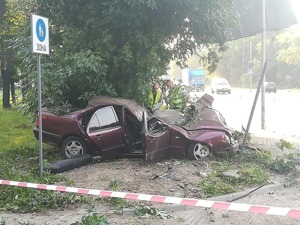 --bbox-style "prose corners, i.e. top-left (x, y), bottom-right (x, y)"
top-left (241, 39), bottom-right (245, 88)
top-left (249, 41), bottom-right (253, 92)
top-left (261, 0), bottom-right (266, 129)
